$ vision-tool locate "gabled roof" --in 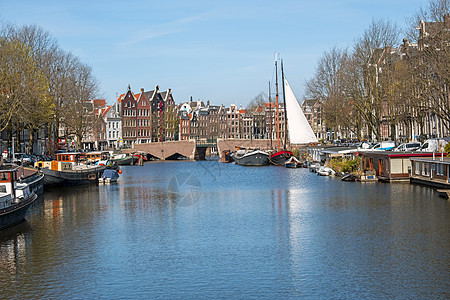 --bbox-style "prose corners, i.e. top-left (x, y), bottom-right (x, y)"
top-left (117, 92), bottom-right (139, 103)
top-left (102, 106), bottom-right (111, 117)
top-left (302, 98), bottom-right (320, 107)
top-left (116, 94), bottom-right (125, 103)
top-left (144, 90), bottom-right (156, 101)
